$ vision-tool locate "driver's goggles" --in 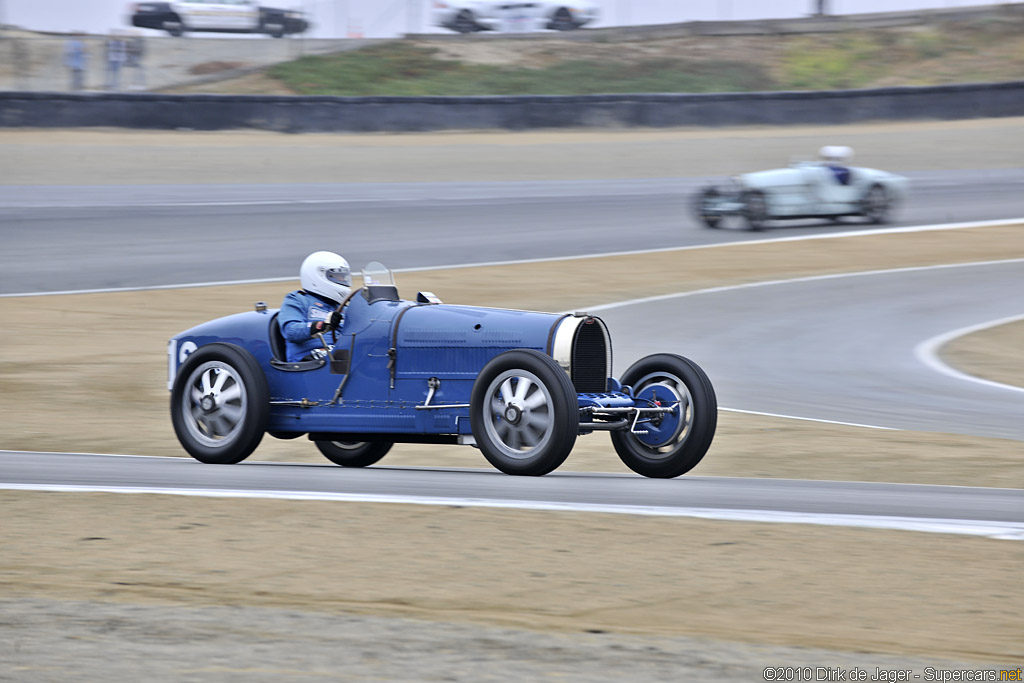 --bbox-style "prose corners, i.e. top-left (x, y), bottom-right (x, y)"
top-left (325, 266), bottom-right (351, 286)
